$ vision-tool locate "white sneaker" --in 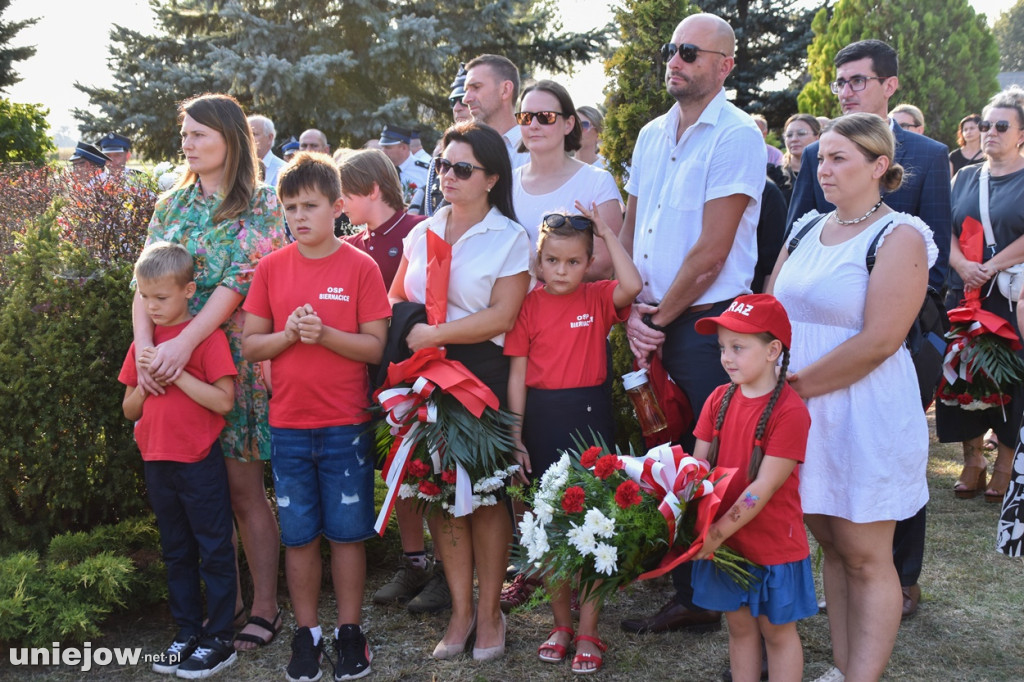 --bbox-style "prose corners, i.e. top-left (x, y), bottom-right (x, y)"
top-left (812, 666), bottom-right (845, 682)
